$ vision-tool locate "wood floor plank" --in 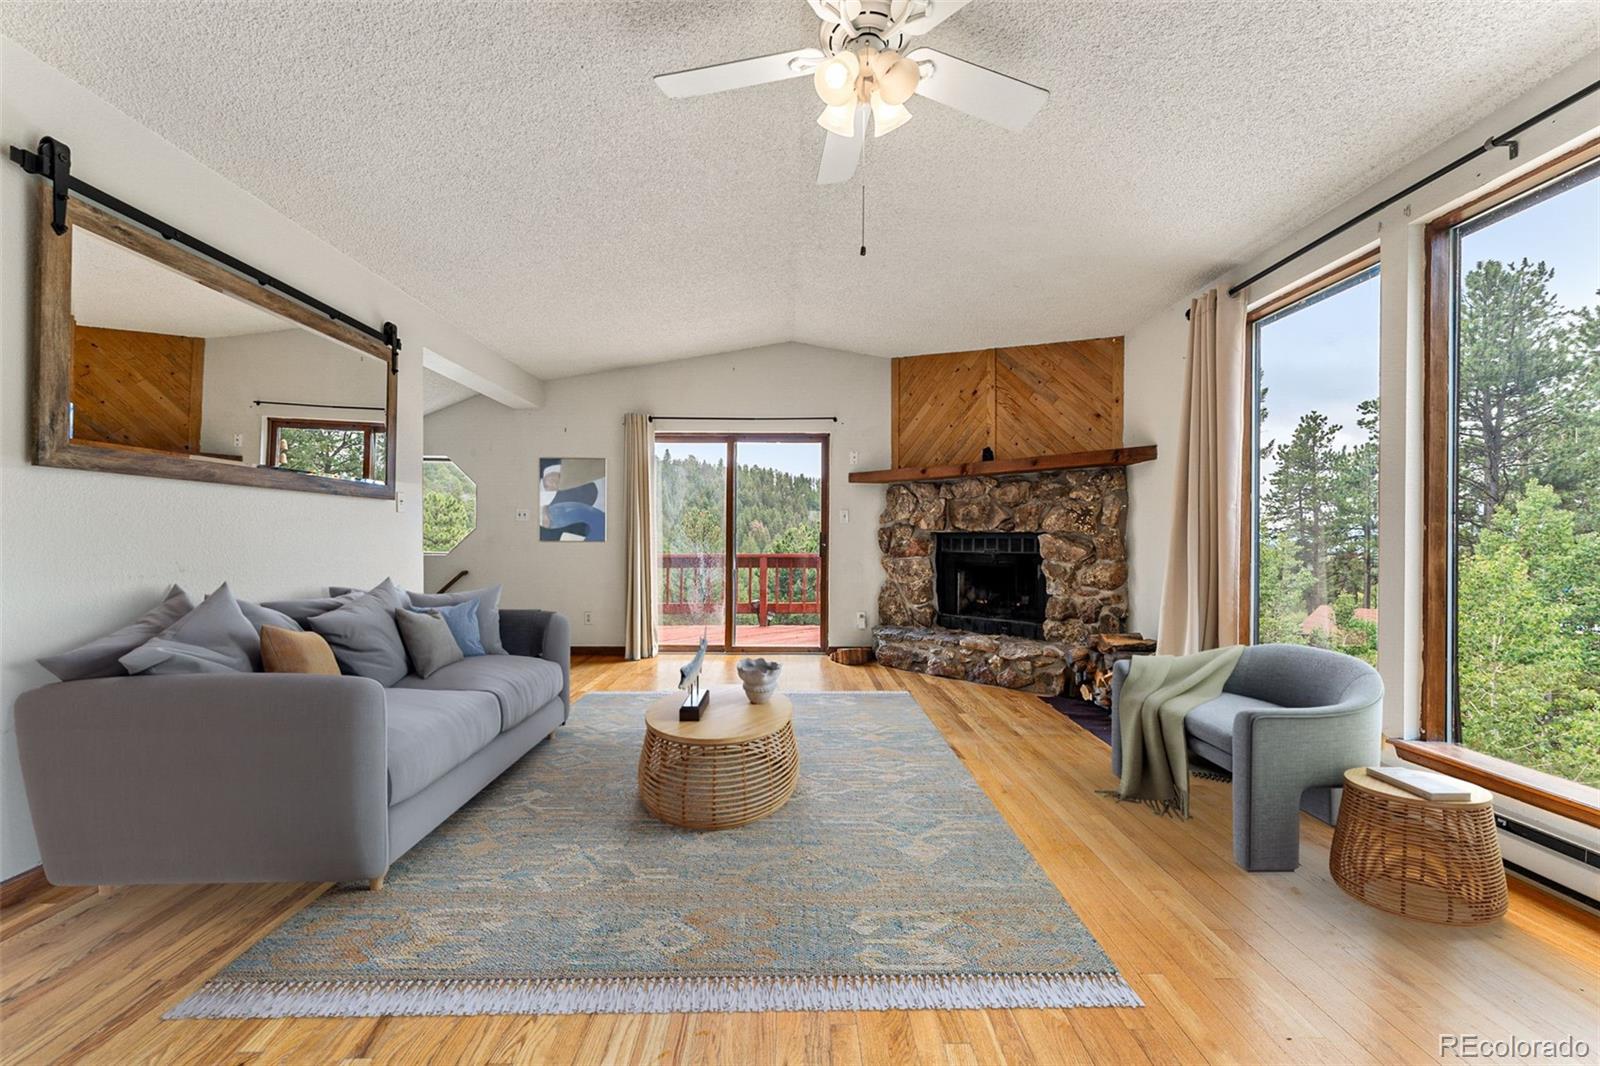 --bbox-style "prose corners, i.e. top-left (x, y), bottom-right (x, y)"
top-left (2, 654), bottom-right (1595, 1065)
